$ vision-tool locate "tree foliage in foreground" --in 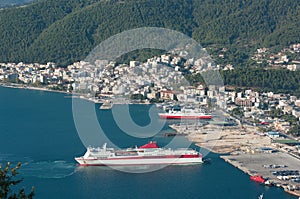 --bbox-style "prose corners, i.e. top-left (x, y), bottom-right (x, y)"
top-left (0, 162), bottom-right (34, 199)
